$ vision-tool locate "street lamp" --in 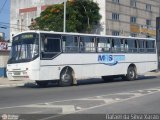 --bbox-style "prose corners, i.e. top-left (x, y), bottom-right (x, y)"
top-left (64, 0), bottom-right (67, 32)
